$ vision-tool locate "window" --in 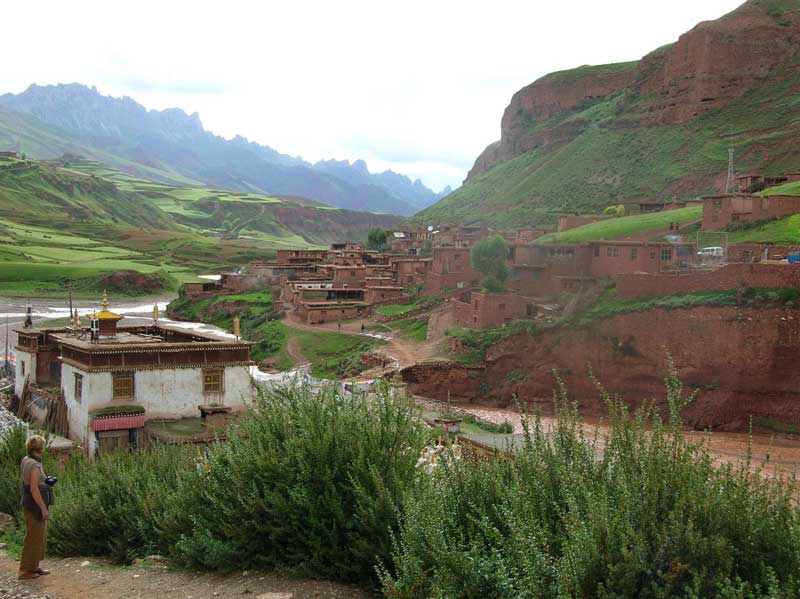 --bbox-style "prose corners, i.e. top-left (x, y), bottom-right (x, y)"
top-left (203, 369), bottom-right (224, 394)
top-left (594, 245), bottom-right (600, 257)
top-left (21, 361), bottom-right (25, 377)
top-left (474, 300), bottom-right (479, 309)
top-left (112, 374), bottom-right (134, 400)
top-left (631, 248), bottom-right (638, 260)
top-left (661, 247), bottom-right (673, 261)
top-left (499, 303), bottom-right (506, 311)
top-left (649, 251), bottom-right (657, 260)
top-left (607, 246), bottom-right (620, 257)
top-left (74, 373), bottom-right (83, 402)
